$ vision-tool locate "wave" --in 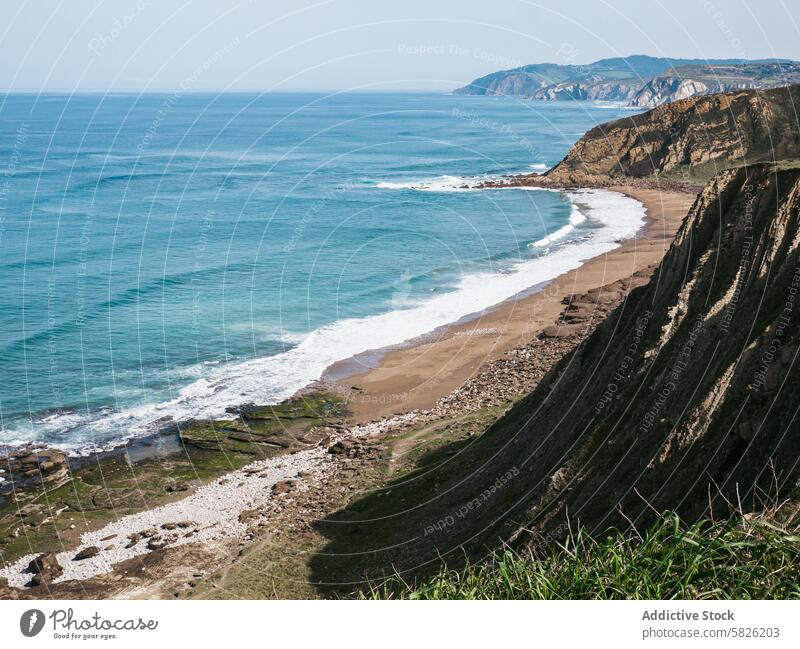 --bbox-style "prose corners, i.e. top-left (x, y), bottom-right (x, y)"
top-left (0, 189), bottom-right (646, 455)
top-left (530, 200), bottom-right (586, 248)
top-left (375, 163), bottom-right (551, 193)
top-left (0, 262), bottom-right (254, 355)
top-left (592, 101), bottom-right (645, 111)
top-left (375, 175), bottom-right (483, 192)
